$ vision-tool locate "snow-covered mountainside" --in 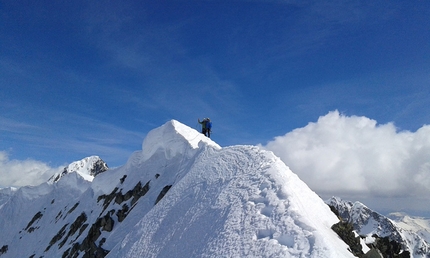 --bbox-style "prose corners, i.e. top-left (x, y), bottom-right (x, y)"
top-left (47, 156), bottom-right (108, 183)
top-left (388, 212), bottom-right (430, 246)
top-left (327, 196), bottom-right (430, 257)
top-left (0, 120), bottom-right (355, 258)
top-left (0, 187), bottom-right (17, 208)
